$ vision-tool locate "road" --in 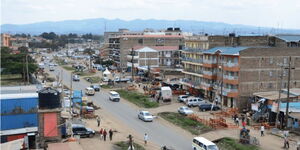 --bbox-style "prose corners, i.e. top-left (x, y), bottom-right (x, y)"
top-left (47, 62), bottom-right (191, 149)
